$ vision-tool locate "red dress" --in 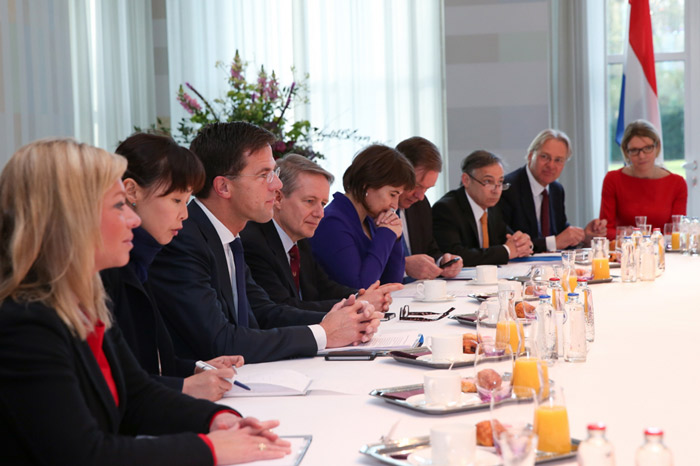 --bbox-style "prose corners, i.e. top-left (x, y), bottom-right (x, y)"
top-left (599, 168), bottom-right (687, 239)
